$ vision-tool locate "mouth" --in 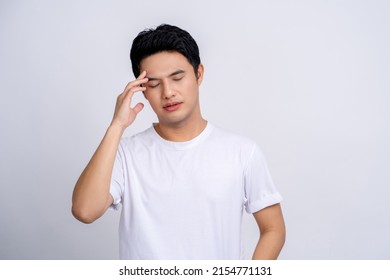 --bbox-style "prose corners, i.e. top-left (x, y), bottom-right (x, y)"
top-left (163, 102), bottom-right (183, 112)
